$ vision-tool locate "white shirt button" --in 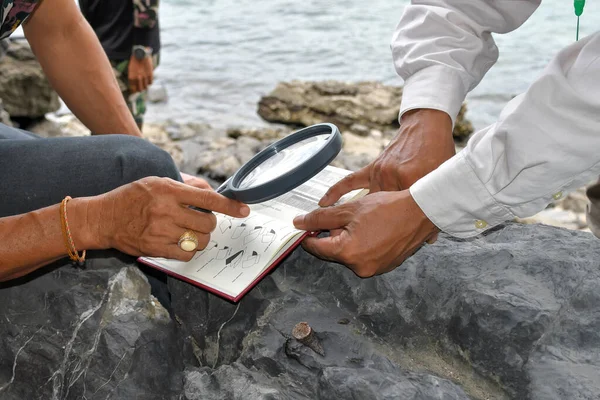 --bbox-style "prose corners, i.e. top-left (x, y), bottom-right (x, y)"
top-left (552, 191), bottom-right (563, 200)
top-left (475, 219), bottom-right (488, 229)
